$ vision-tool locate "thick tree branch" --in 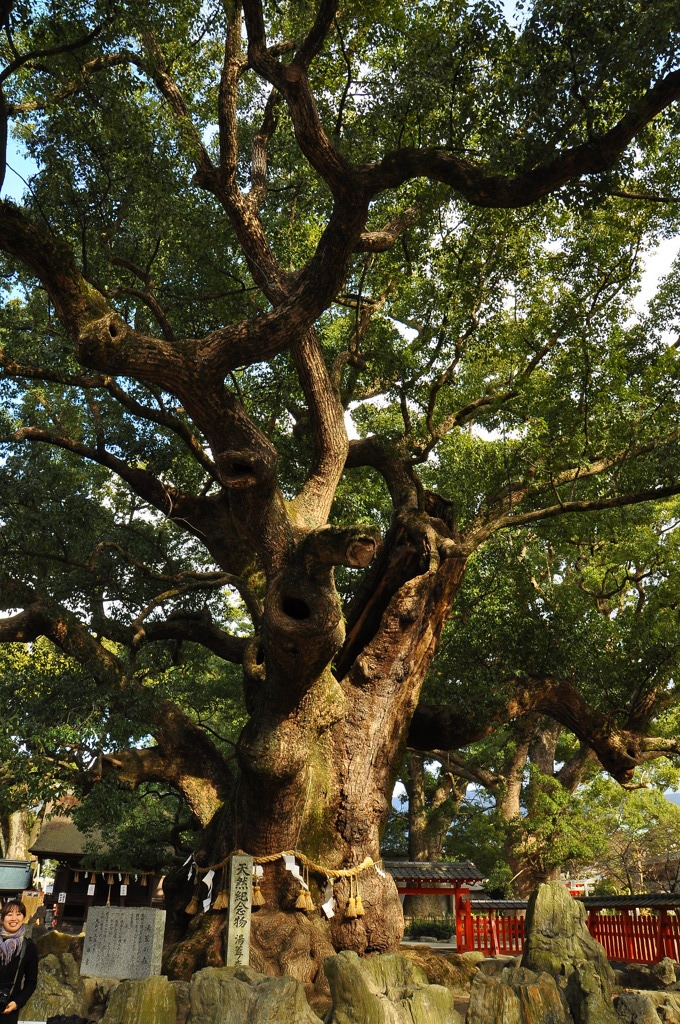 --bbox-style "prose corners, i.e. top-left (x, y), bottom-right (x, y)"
top-left (218, 1), bottom-right (246, 185)
top-left (355, 207), bottom-right (420, 253)
top-left (261, 523), bottom-right (381, 688)
top-left (0, 594), bottom-right (124, 687)
top-left (345, 436), bottom-right (420, 509)
top-left (467, 482), bottom-right (680, 549)
top-left (141, 616), bottom-right (249, 663)
top-left (140, 32), bottom-right (214, 181)
top-left (410, 676), bottom-right (680, 785)
top-left (417, 749), bottom-right (501, 792)
top-left (0, 351), bottom-right (218, 477)
top-left (9, 424), bottom-right (252, 572)
top-left (243, 0), bottom-right (357, 200)
top-left (249, 87), bottom-right (280, 208)
top-left (289, 328), bottom-right (349, 527)
top-left (555, 744), bottom-right (597, 792)
top-left (98, 700), bottom-right (232, 826)
top-left (356, 69), bottom-right (680, 206)
top-left (7, 50), bottom-right (137, 114)
top-left (0, 21), bottom-right (104, 86)
top-left (130, 575), bottom-right (250, 646)
top-left (294, 0), bottom-right (338, 70)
